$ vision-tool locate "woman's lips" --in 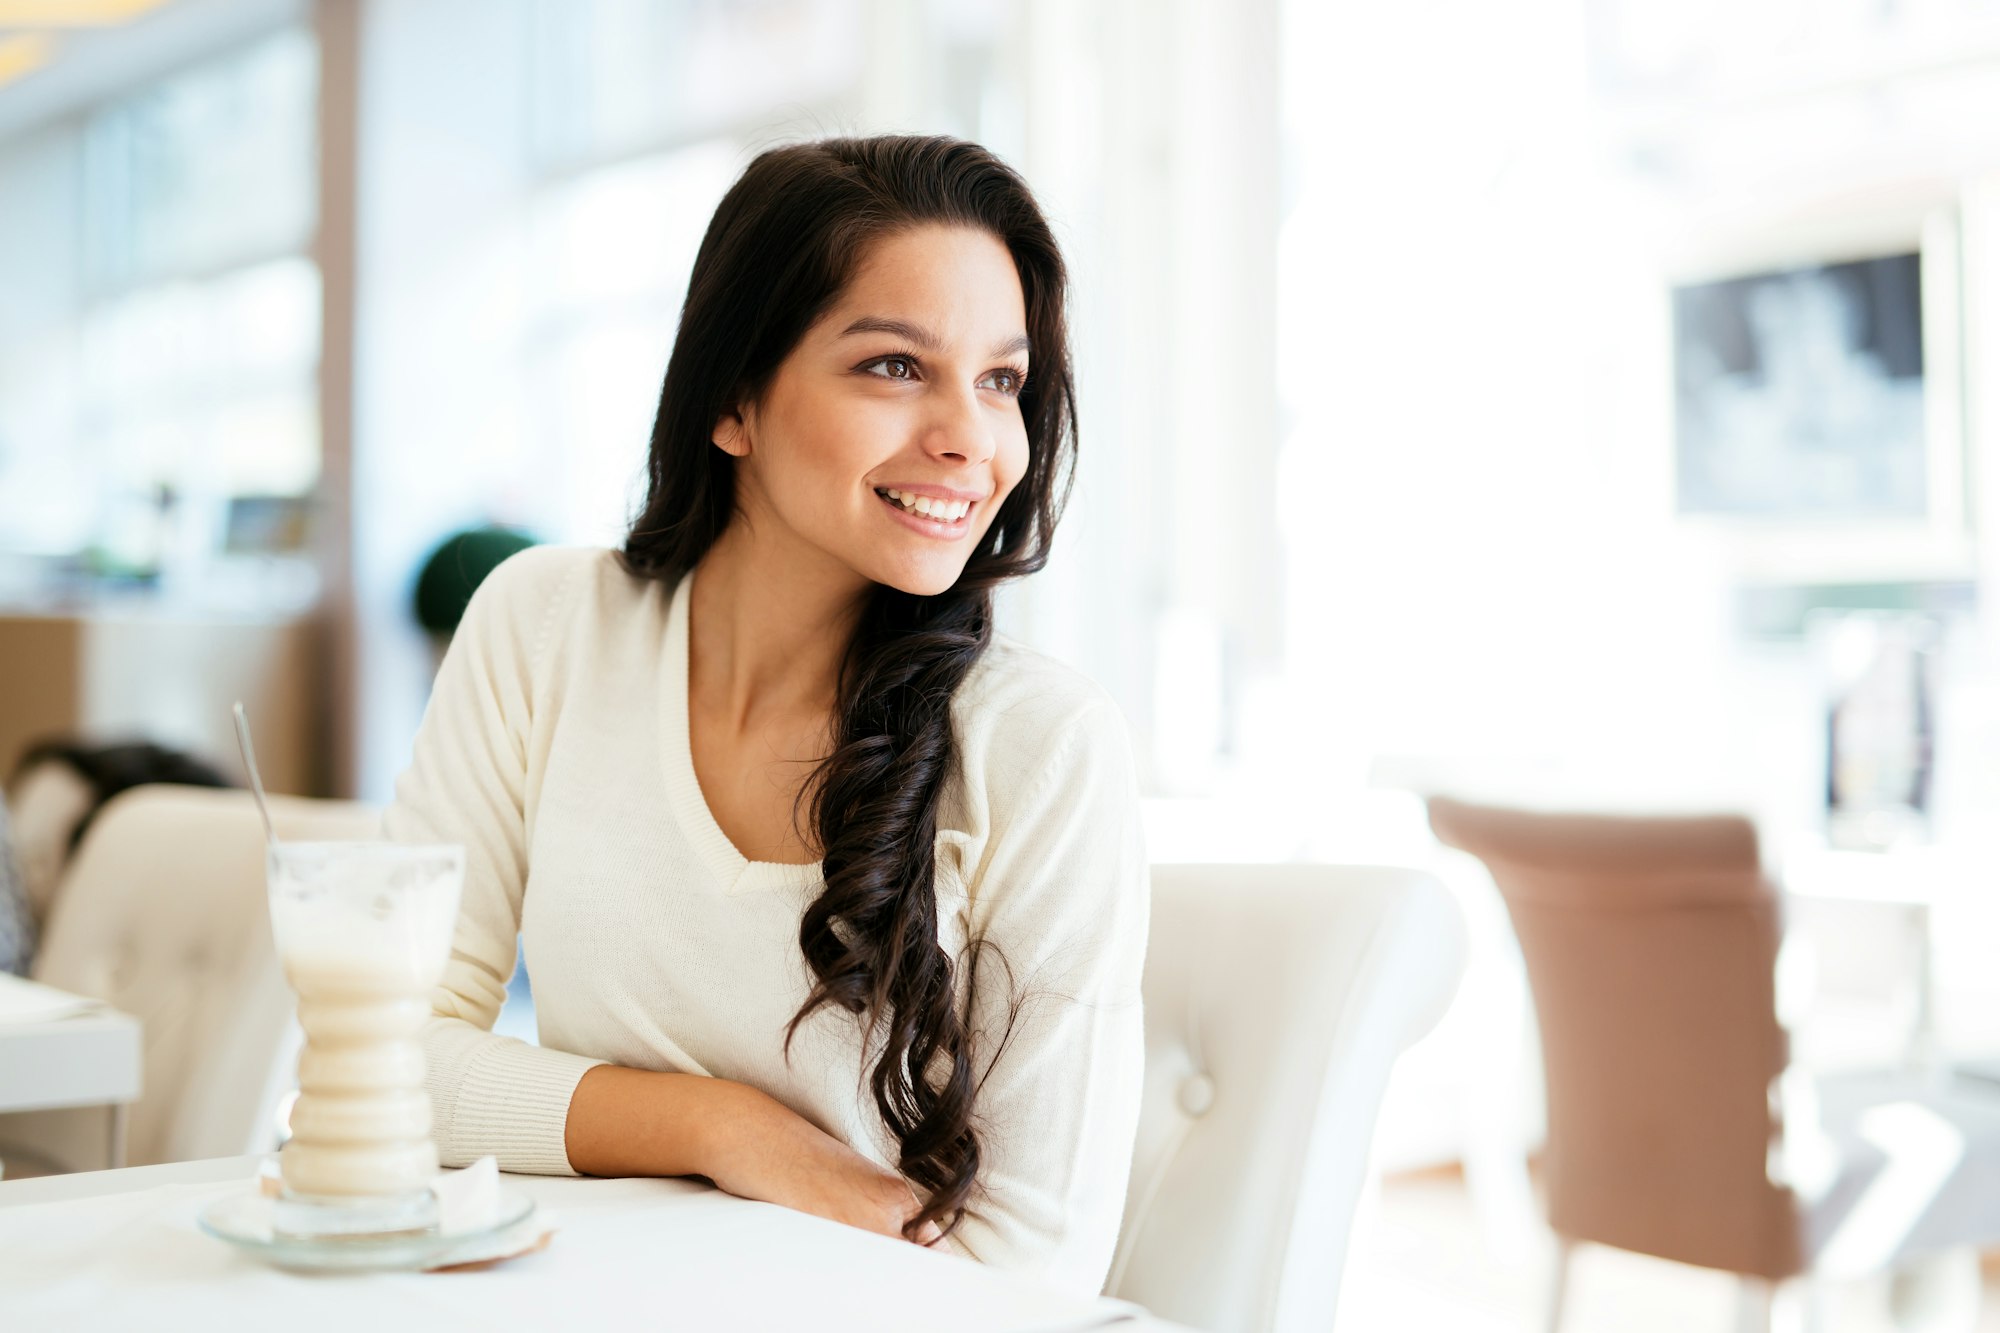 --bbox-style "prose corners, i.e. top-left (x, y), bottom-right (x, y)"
top-left (874, 487), bottom-right (973, 539)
